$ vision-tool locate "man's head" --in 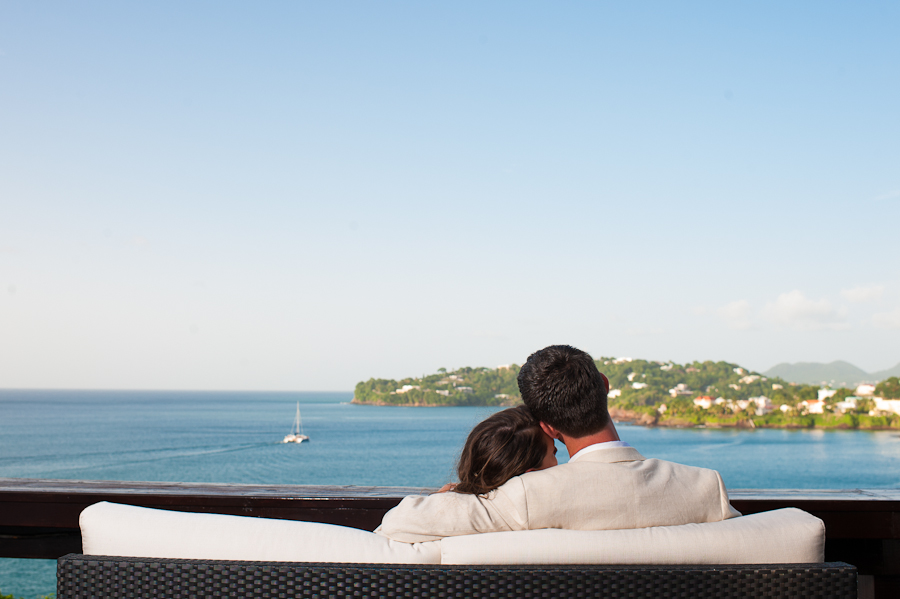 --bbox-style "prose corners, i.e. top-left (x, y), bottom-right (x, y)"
top-left (517, 345), bottom-right (610, 438)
